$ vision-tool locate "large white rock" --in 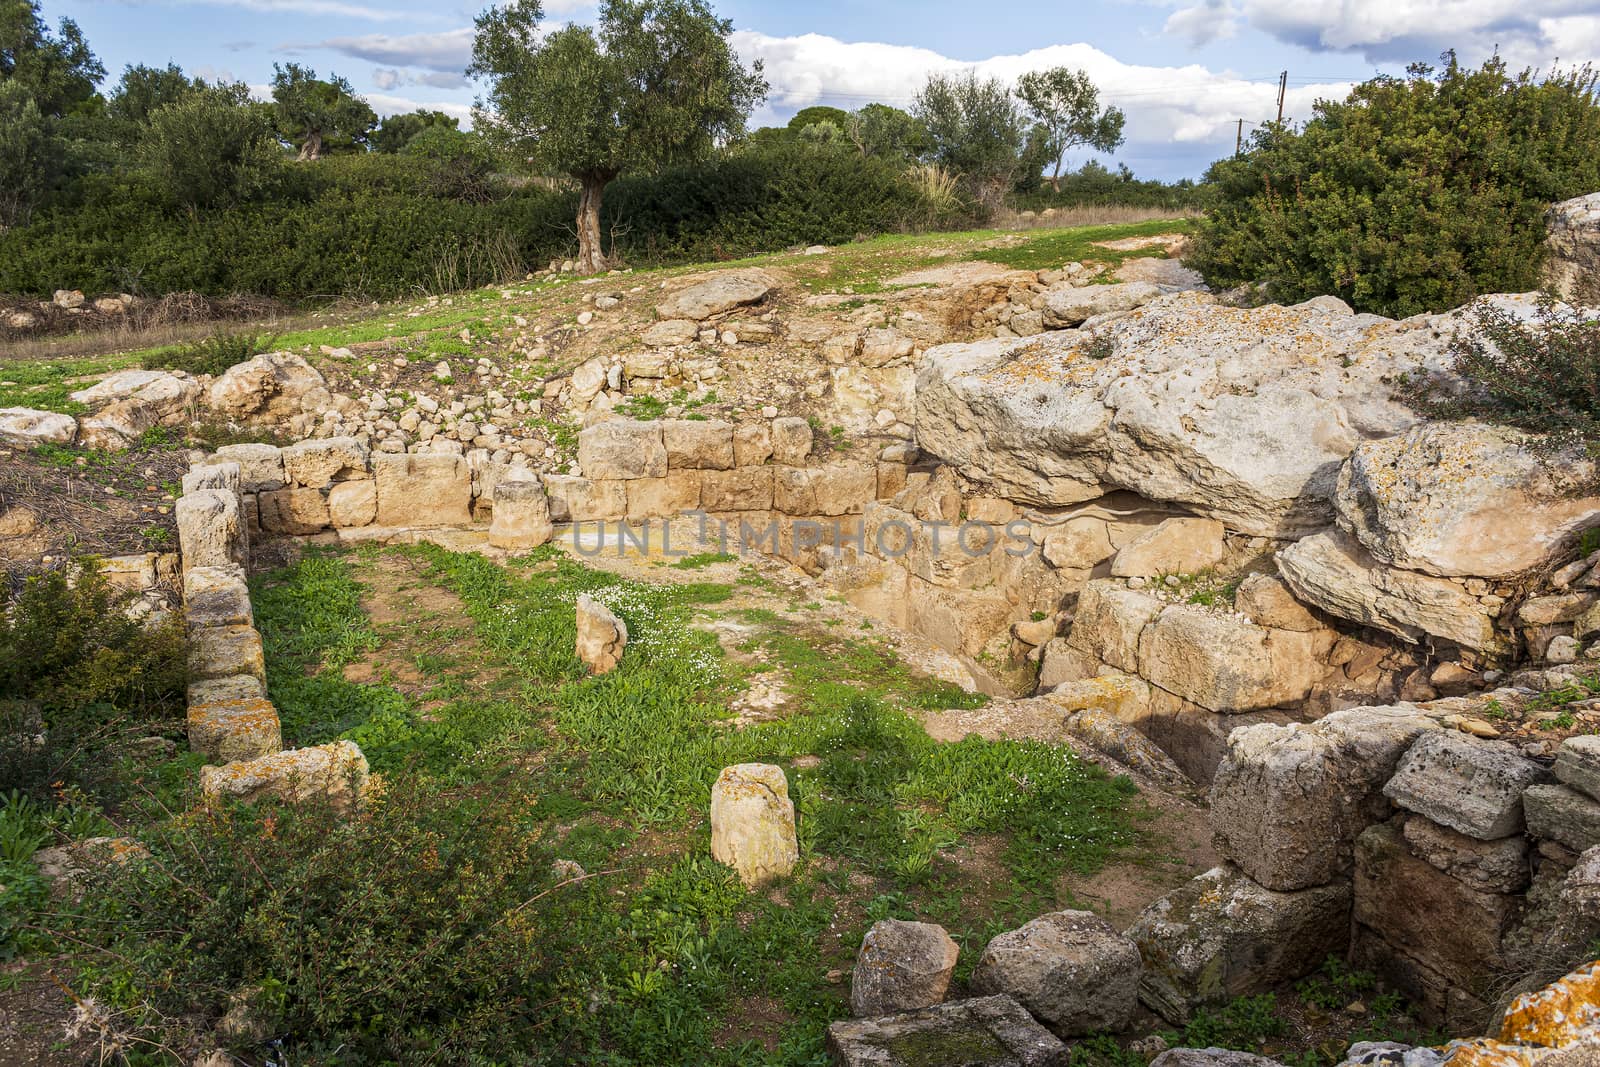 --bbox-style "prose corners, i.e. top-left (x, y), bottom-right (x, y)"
top-left (1382, 731), bottom-right (1550, 840)
top-left (850, 919), bottom-right (960, 1017)
top-left (709, 762), bottom-right (798, 887)
top-left (1335, 422), bottom-right (1600, 578)
top-left (914, 292), bottom-right (1454, 536)
top-left (1209, 704), bottom-right (1439, 891)
top-left (575, 594), bottom-right (627, 674)
top-left (654, 269), bottom-right (776, 321)
top-left (1041, 280), bottom-right (1162, 328)
top-left (489, 477), bottom-right (553, 550)
top-left (1544, 192), bottom-right (1600, 302)
top-left (0, 407), bottom-right (77, 448)
top-left (1276, 529), bottom-right (1503, 651)
top-left (206, 352), bottom-right (332, 423)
